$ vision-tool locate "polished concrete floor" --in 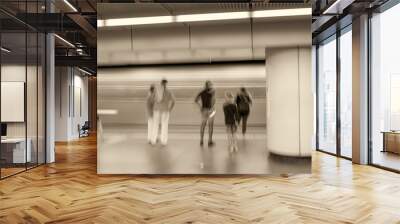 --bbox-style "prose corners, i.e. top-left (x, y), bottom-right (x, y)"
top-left (98, 125), bottom-right (310, 175)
